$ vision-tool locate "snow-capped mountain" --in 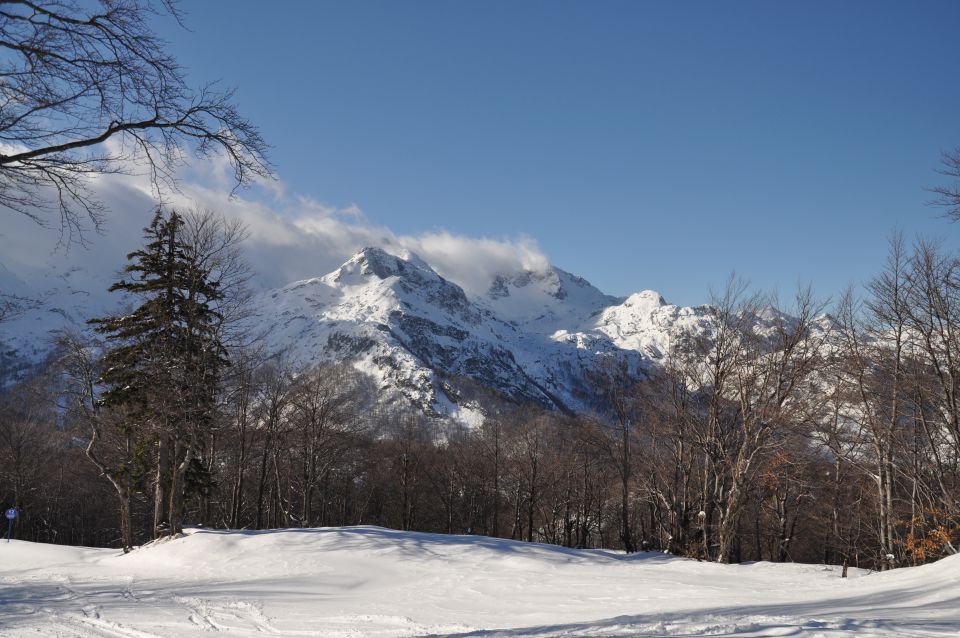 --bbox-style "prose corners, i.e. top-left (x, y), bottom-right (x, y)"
top-left (250, 247), bottom-right (712, 418)
top-left (0, 255), bottom-right (119, 381)
top-left (1, 245), bottom-right (716, 418)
